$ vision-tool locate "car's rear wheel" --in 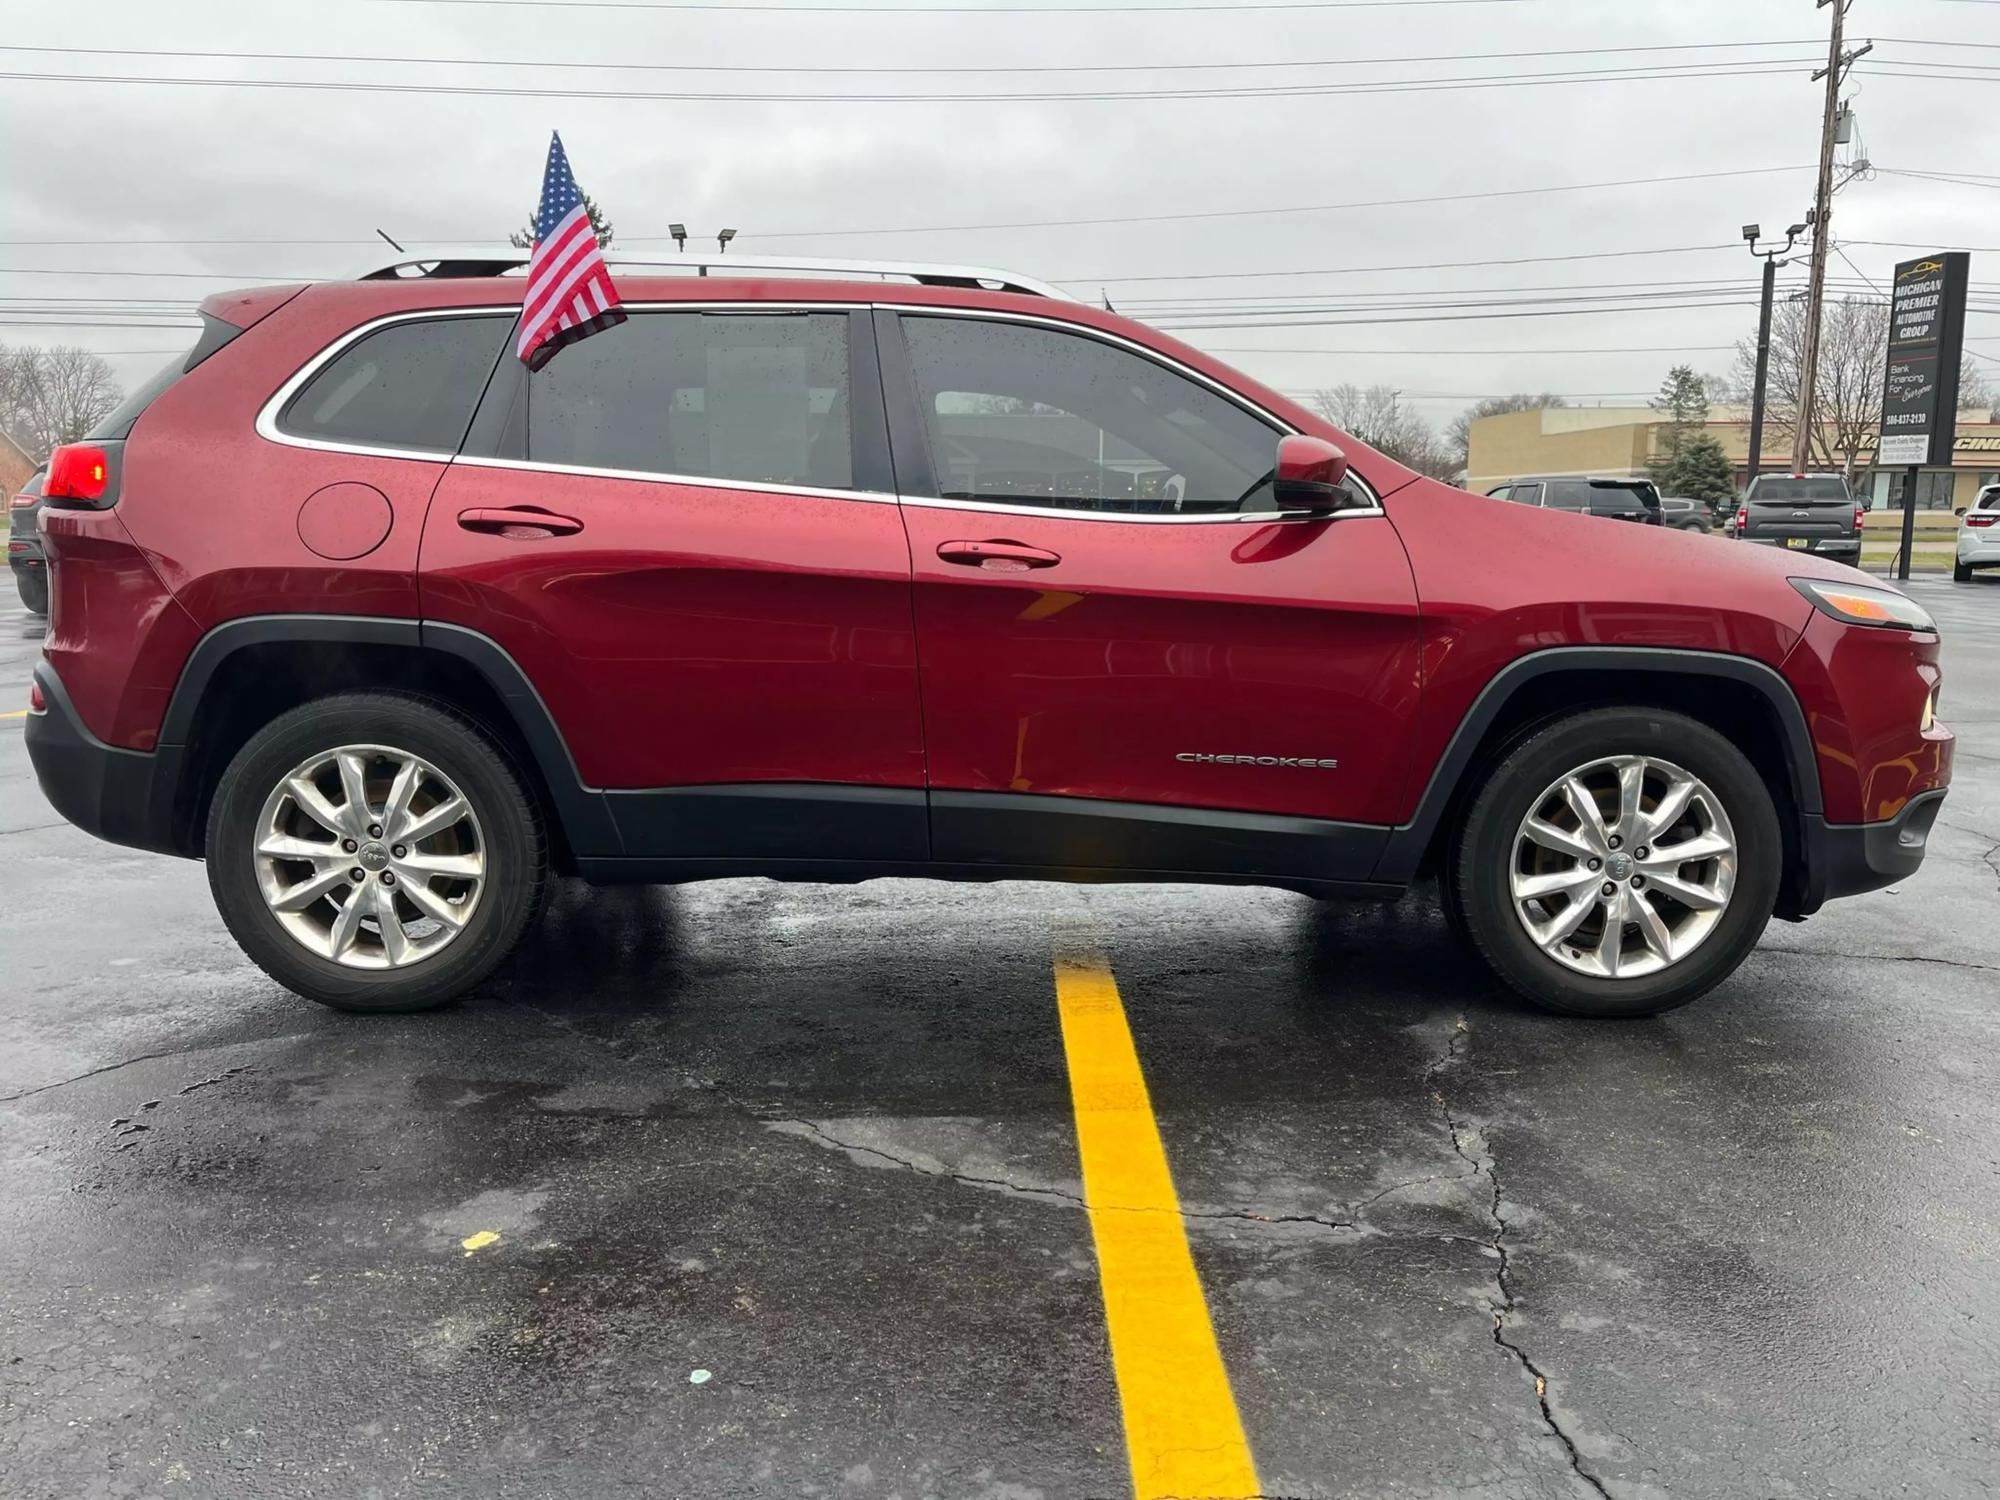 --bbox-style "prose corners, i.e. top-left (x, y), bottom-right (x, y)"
top-left (206, 693), bottom-right (546, 1012)
top-left (14, 569), bottom-right (47, 615)
top-left (1448, 708), bottom-right (1780, 1017)
top-left (1955, 559), bottom-right (1974, 583)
